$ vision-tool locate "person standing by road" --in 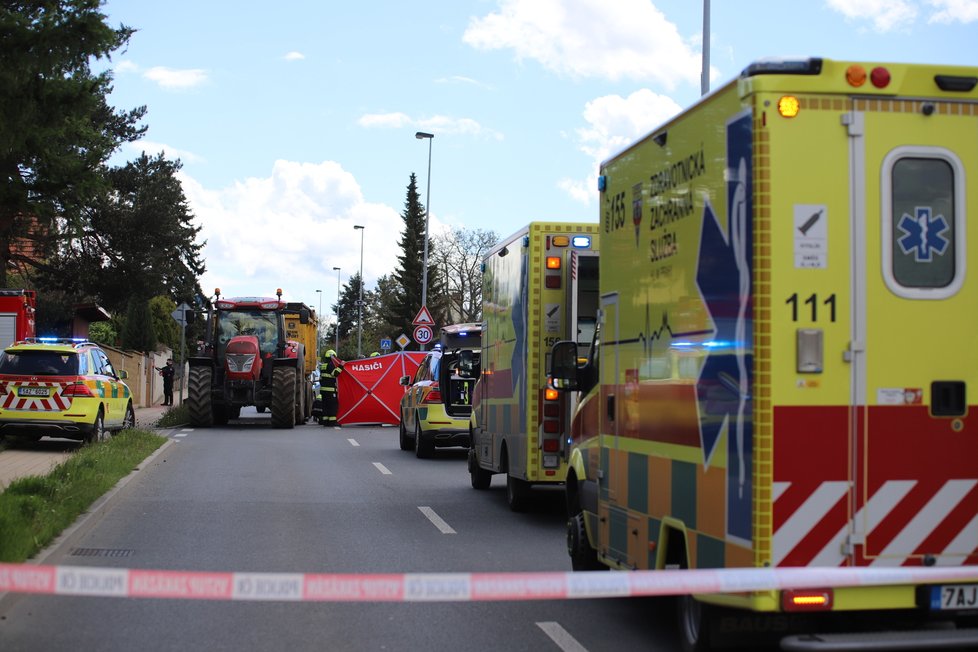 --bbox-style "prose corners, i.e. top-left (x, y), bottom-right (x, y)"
top-left (156, 359), bottom-right (175, 406)
top-left (319, 350), bottom-right (343, 427)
